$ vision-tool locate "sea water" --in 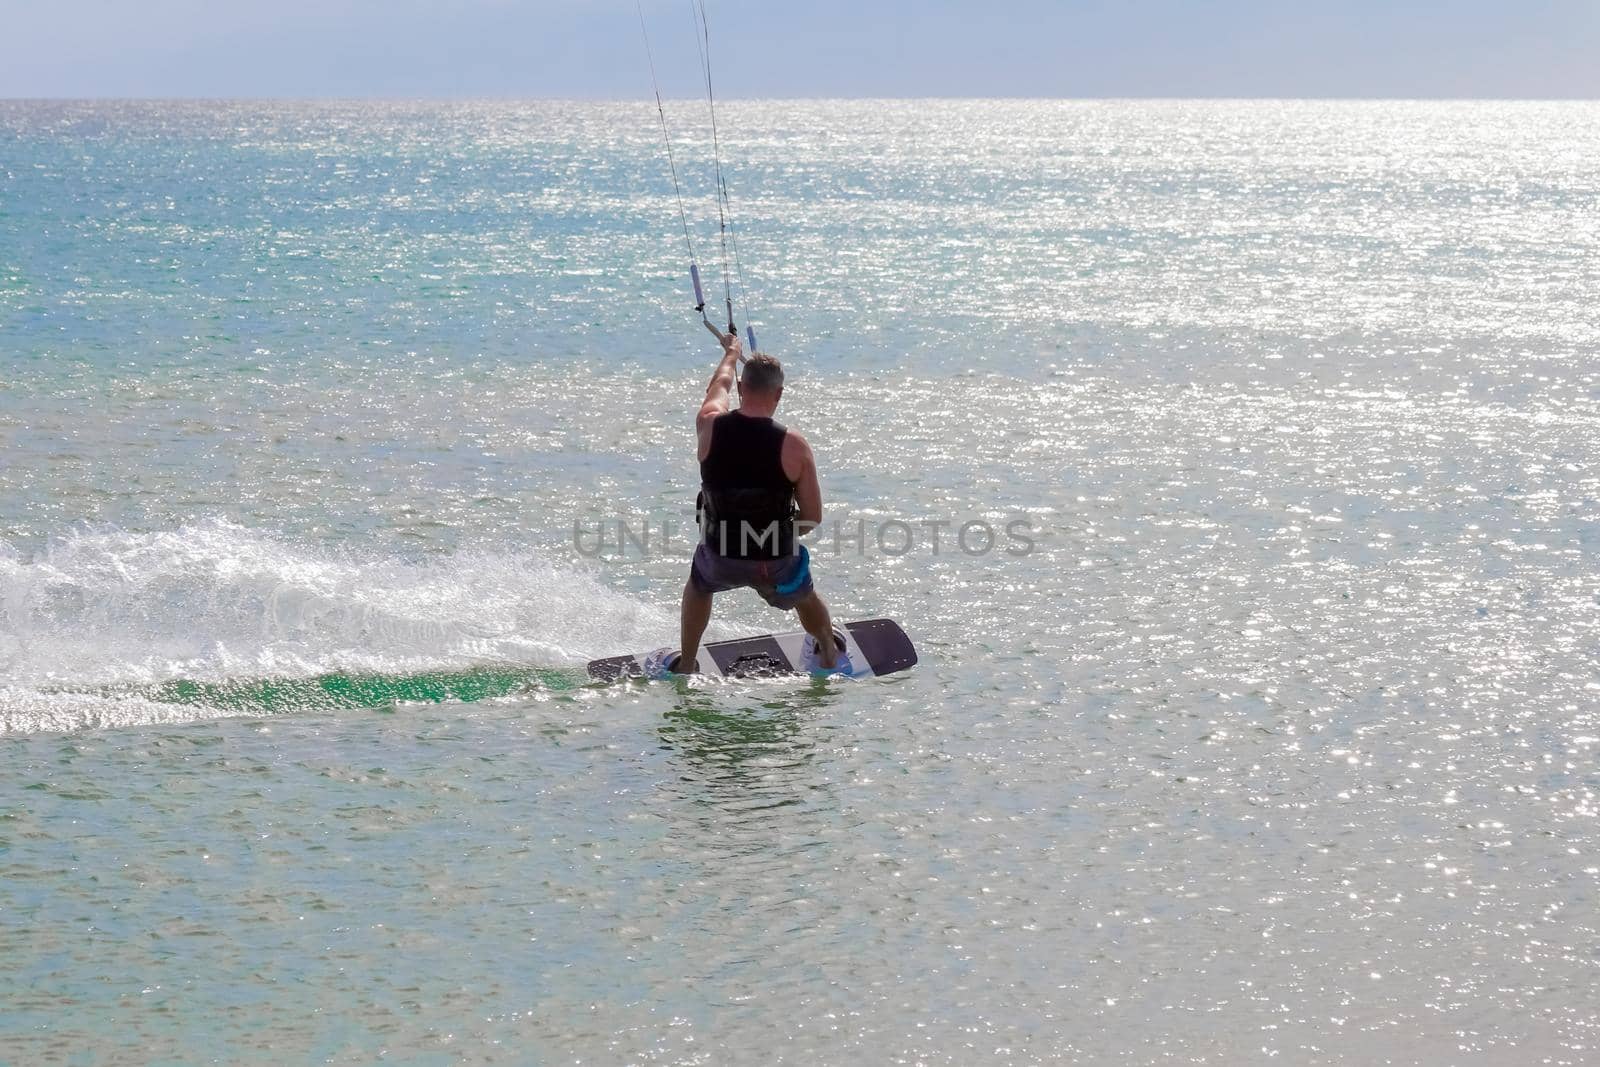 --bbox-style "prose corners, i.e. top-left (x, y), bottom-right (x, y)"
top-left (2, 100), bottom-right (1598, 1064)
